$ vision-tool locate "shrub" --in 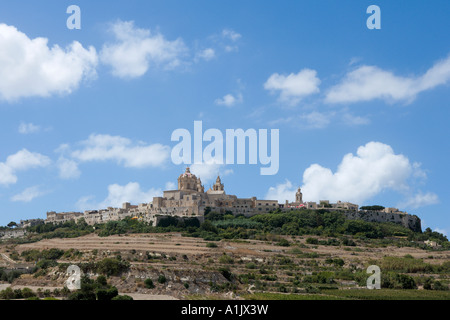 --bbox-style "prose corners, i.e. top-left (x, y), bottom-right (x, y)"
top-left (36, 259), bottom-right (57, 269)
top-left (158, 275), bottom-right (167, 284)
top-left (144, 278), bottom-right (155, 289)
top-left (95, 258), bottom-right (130, 276)
top-left (277, 239), bottom-right (290, 247)
top-left (219, 253), bottom-right (234, 264)
top-left (42, 248), bottom-right (65, 260)
top-left (433, 281), bottom-right (449, 291)
top-left (342, 238), bottom-right (356, 246)
top-left (219, 267), bottom-right (234, 281)
top-left (382, 272), bottom-right (417, 289)
top-left (68, 276), bottom-right (120, 300)
top-left (325, 258), bottom-right (345, 267)
top-left (96, 287), bottom-right (118, 300)
top-left (0, 287), bottom-right (15, 300)
top-left (112, 295), bottom-right (133, 300)
top-left (21, 288), bottom-right (36, 299)
top-left (306, 238), bottom-right (319, 245)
